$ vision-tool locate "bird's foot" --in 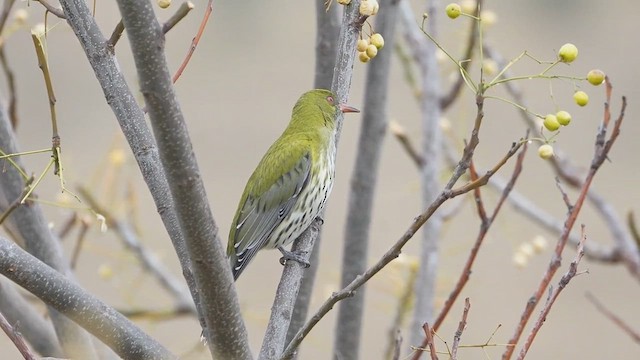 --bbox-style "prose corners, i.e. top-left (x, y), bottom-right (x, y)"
top-left (278, 246), bottom-right (311, 268)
